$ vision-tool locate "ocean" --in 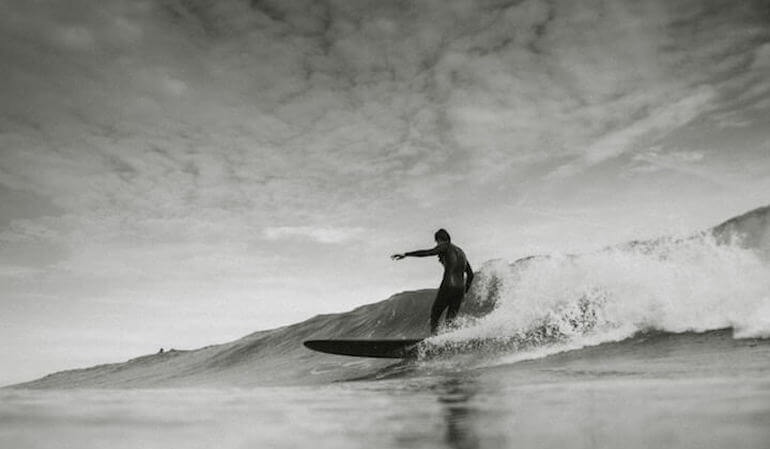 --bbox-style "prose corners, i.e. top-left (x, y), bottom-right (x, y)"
top-left (2, 332), bottom-right (770, 449)
top-left (3, 207), bottom-right (770, 448)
